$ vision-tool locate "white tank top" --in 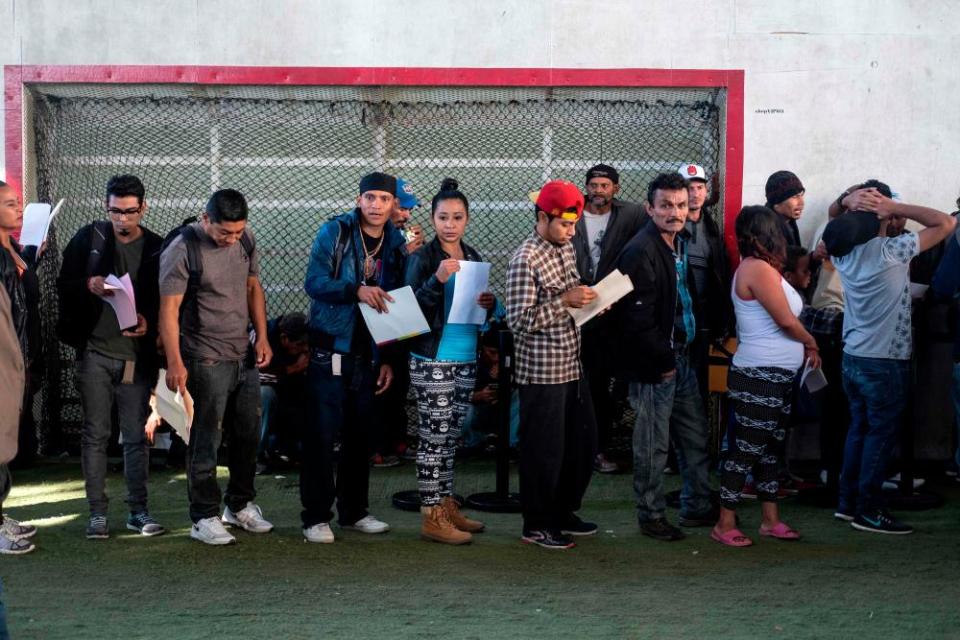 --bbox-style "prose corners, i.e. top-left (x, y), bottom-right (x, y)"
top-left (731, 268), bottom-right (805, 370)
